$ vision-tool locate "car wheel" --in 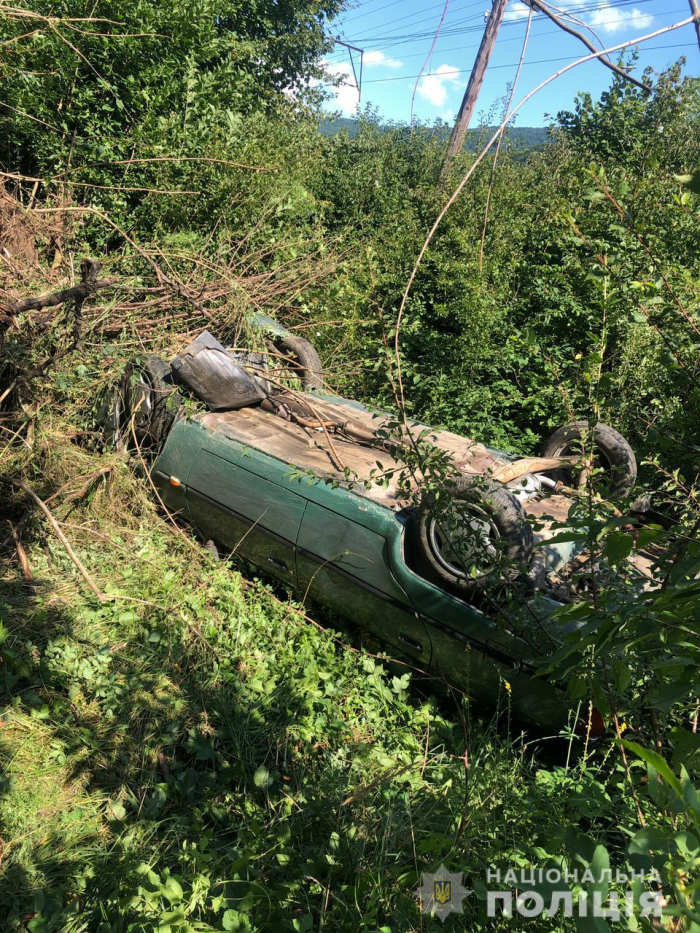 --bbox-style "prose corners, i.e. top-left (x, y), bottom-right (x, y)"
top-left (134, 357), bottom-right (183, 449)
top-left (415, 477), bottom-right (534, 597)
top-left (101, 356), bottom-right (183, 453)
top-left (540, 421), bottom-right (637, 498)
top-left (275, 334), bottom-right (324, 390)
